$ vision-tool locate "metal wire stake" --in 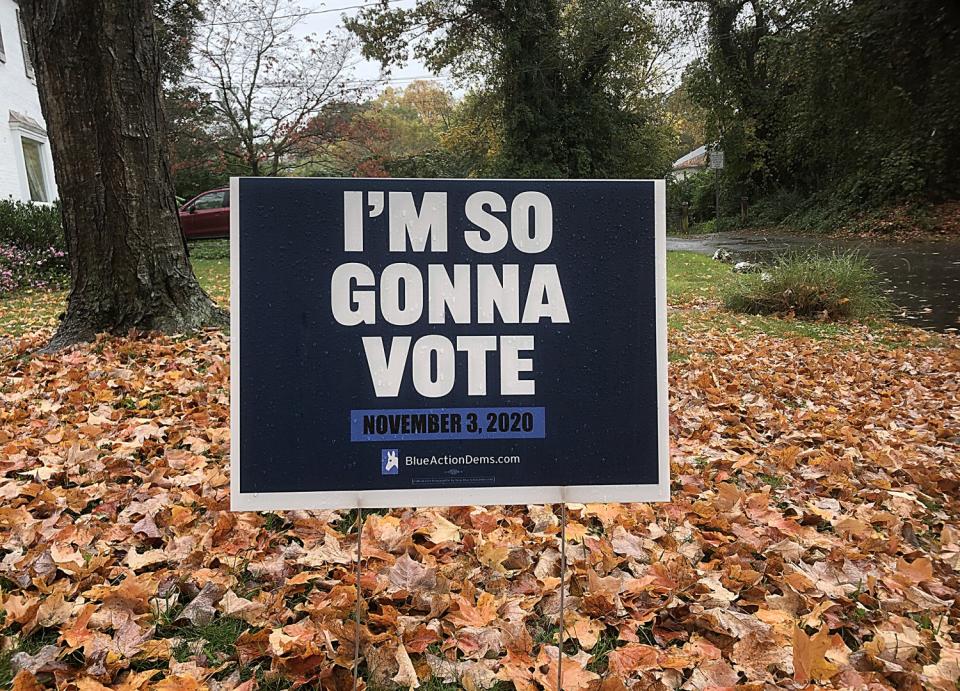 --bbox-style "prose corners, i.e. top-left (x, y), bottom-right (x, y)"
top-left (353, 508), bottom-right (363, 691)
top-left (558, 502), bottom-right (567, 691)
